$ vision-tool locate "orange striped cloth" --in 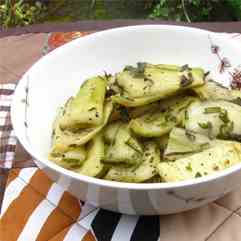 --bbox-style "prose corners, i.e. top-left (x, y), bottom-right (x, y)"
top-left (0, 168), bottom-right (160, 241)
top-left (0, 168), bottom-right (96, 241)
